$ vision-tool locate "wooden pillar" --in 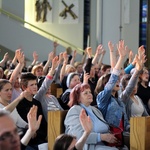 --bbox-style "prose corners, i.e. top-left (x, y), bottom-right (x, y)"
top-left (130, 117), bottom-right (150, 150)
top-left (48, 110), bottom-right (68, 150)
